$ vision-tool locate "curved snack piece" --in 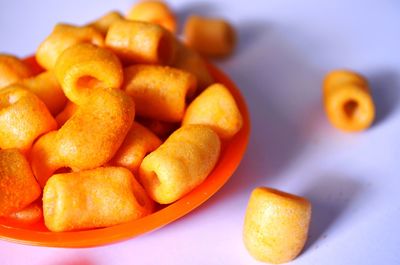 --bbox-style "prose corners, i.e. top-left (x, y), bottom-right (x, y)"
top-left (106, 19), bottom-right (176, 65)
top-left (172, 42), bottom-right (214, 90)
top-left (0, 149), bottom-right (41, 217)
top-left (89, 11), bottom-right (123, 35)
top-left (30, 88), bottom-right (135, 187)
top-left (184, 15), bottom-right (236, 57)
top-left (6, 201), bottom-right (43, 225)
top-left (243, 187), bottom-right (311, 264)
top-left (183, 83), bottom-right (243, 140)
top-left (19, 71), bottom-right (67, 115)
top-left (0, 54), bottom-right (33, 88)
top-left (126, 0), bottom-right (177, 33)
top-left (43, 167), bottom-right (154, 232)
top-left (55, 43), bottom-right (123, 105)
top-left (0, 85), bottom-right (57, 152)
top-left (36, 23), bottom-right (104, 70)
top-left (123, 64), bottom-right (196, 122)
top-left (110, 122), bottom-right (162, 174)
top-left (55, 101), bottom-right (77, 127)
top-left (323, 70), bottom-right (375, 132)
top-left (139, 125), bottom-right (221, 204)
